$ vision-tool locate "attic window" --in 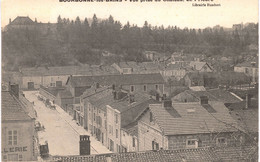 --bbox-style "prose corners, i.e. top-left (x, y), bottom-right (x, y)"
top-left (186, 139), bottom-right (198, 148)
